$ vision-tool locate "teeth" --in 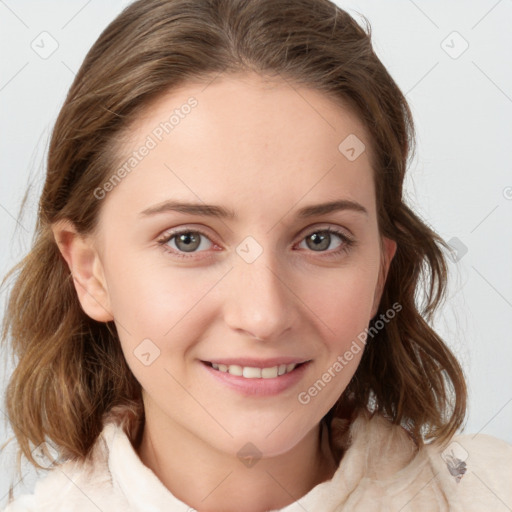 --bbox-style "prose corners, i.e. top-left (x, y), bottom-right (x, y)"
top-left (229, 365), bottom-right (243, 377)
top-left (210, 363), bottom-right (298, 378)
top-left (261, 367), bottom-right (278, 378)
top-left (243, 367), bottom-right (261, 378)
